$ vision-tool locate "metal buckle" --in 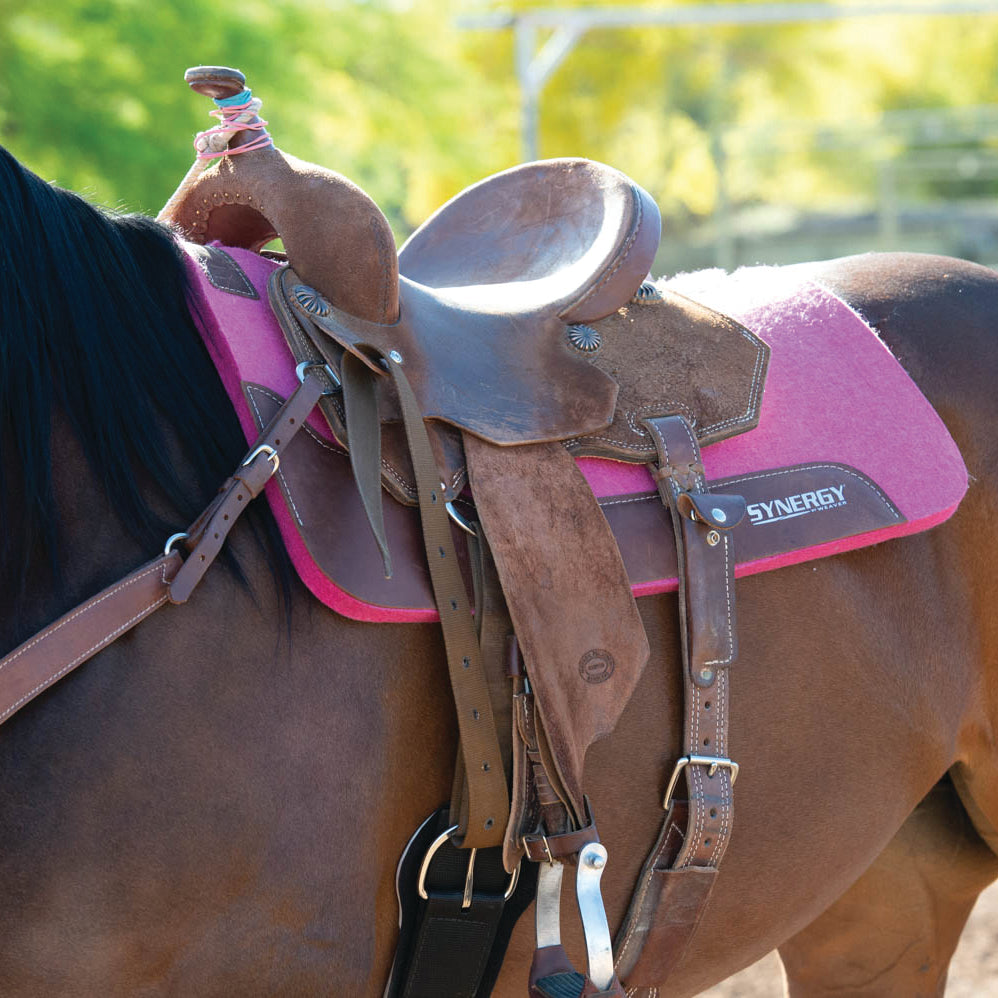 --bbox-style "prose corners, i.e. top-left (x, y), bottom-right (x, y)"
top-left (417, 824), bottom-right (520, 910)
top-left (295, 359), bottom-right (340, 394)
top-left (522, 832), bottom-right (555, 865)
top-left (662, 754), bottom-right (740, 810)
top-left (242, 443), bottom-right (280, 475)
